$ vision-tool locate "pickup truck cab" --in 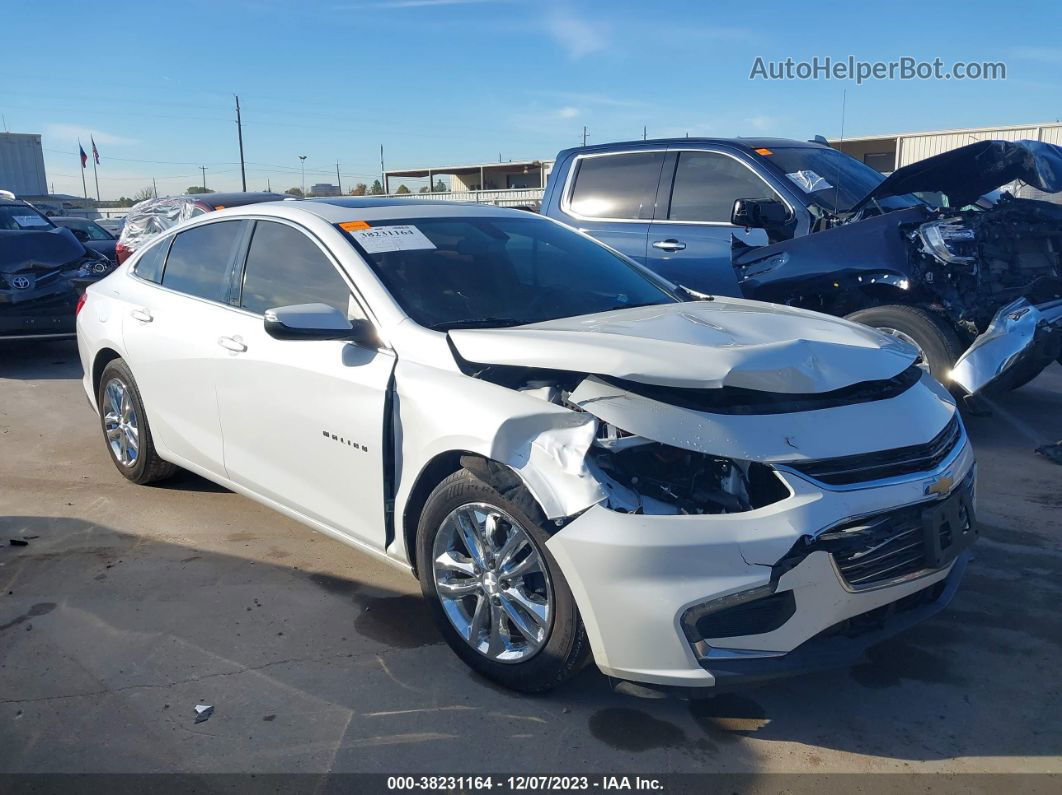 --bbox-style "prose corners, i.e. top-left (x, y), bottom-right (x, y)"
top-left (540, 138), bottom-right (1062, 395)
